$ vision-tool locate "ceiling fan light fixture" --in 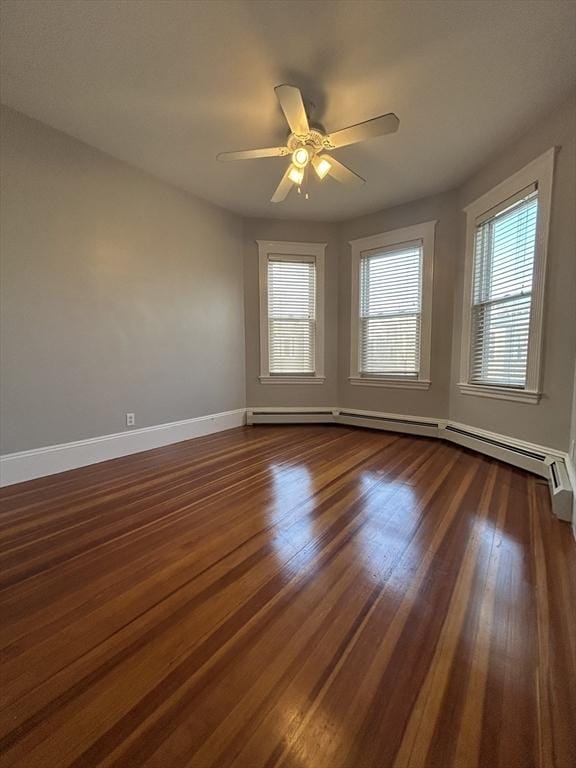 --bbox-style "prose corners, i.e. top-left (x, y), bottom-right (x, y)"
top-left (312, 155), bottom-right (332, 180)
top-left (292, 147), bottom-right (310, 168)
top-left (287, 165), bottom-right (304, 185)
top-left (218, 84), bottom-right (400, 203)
